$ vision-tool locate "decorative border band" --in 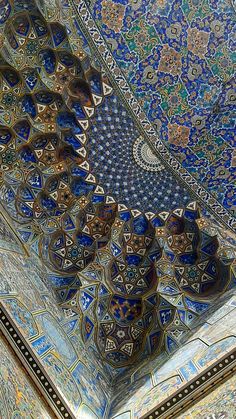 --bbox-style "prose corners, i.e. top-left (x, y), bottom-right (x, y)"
top-left (70, 0), bottom-right (236, 232)
top-left (0, 303), bottom-right (76, 419)
top-left (1, 297), bottom-right (236, 419)
top-left (141, 347), bottom-right (236, 419)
